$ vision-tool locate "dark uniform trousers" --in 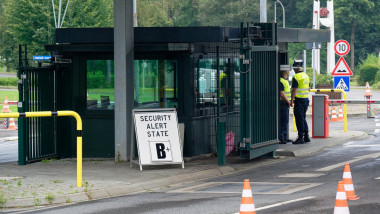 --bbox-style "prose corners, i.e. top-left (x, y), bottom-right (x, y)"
top-left (294, 98), bottom-right (309, 137)
top-left (280, 101), bottom-right (289, 141)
